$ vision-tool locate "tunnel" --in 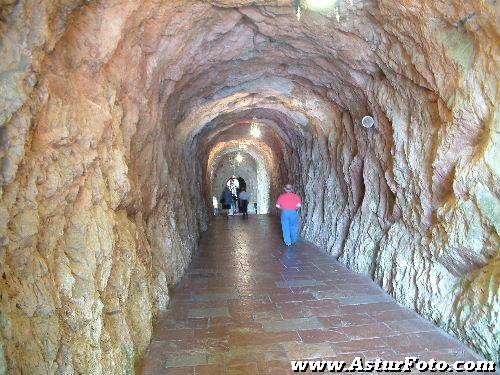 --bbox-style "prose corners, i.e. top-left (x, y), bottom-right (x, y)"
top-left (0, 0), bottom-right (498, 374)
